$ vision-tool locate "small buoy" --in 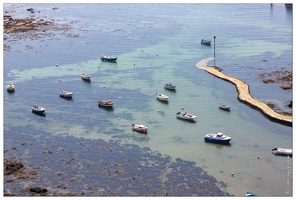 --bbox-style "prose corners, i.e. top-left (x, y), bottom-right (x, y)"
top-left (257, 156), bottom-right (260, 159)
top-left (157, 110), bottom-right (160, 113)
top-left (118, 118), bottom-right (121, 120)
top-left (98, 66), bottom-right (100, 68)
top-left (231, 173), bottom-right (234, 176)
top-left (56, 64), bottom-right (58, 66)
